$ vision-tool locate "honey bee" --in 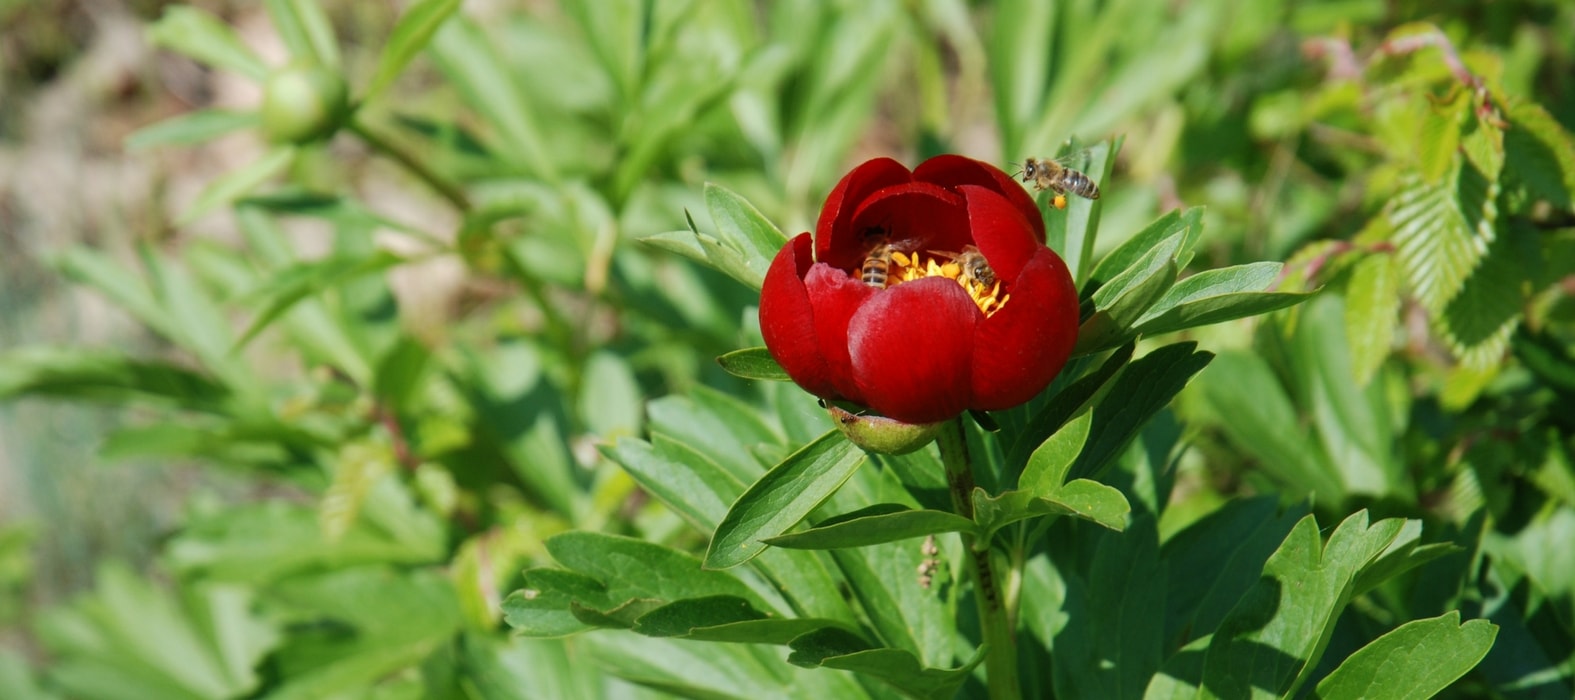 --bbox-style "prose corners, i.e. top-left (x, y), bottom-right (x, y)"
top-left (1020, 155), bottom-right (1101, 209)
top-left (858, 225), bottom-right (916, 289)
top-left (952, 245), bottom-right (996, 289)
